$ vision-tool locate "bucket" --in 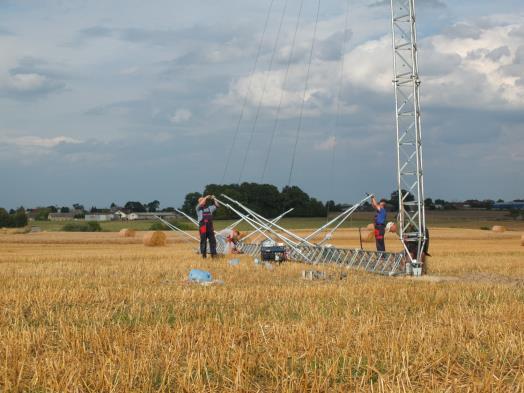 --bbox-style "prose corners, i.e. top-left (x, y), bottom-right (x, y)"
top-left (412, 262), bottom-right (422, 277)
